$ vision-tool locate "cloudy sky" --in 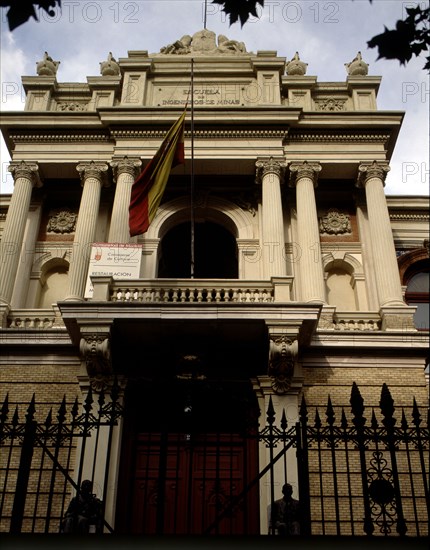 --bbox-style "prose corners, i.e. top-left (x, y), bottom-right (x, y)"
top-left (0, 0), bottom-right (428, 195)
